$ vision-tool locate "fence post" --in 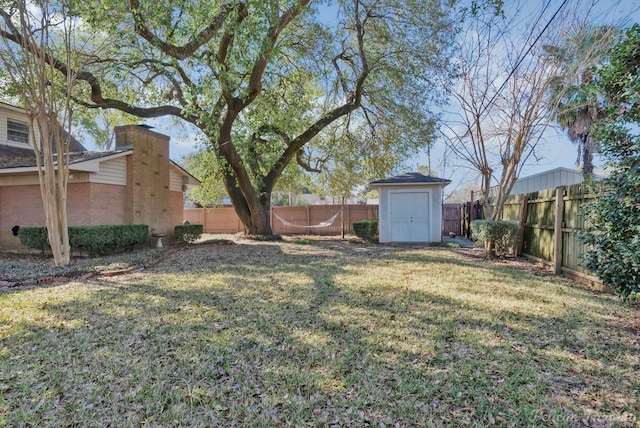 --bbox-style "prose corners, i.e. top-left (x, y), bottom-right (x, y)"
top-left (341, 198), bottom-right (345, 239)
top-left (554, 187), bottom-right (564, 274)
top-left (516, 195), bottom-right (528, 256)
